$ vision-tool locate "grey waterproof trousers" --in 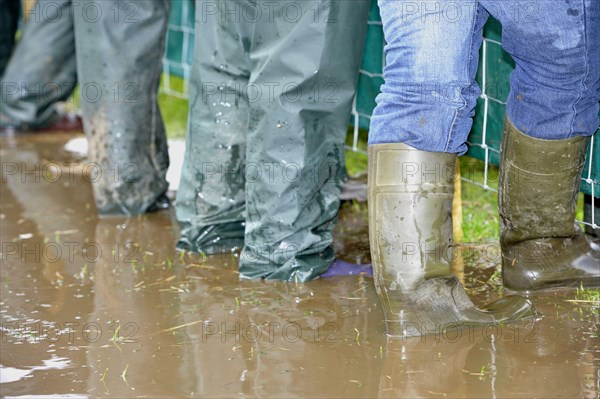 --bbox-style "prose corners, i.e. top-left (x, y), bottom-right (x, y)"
top-left (177, 0), bottom-right (370, 281)
top-left (73, 0), bottom-right (170, 215)
top-left (1, 0), bottom-right (170, 216)
top-left (1, 0), bottom-right (77, 128)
